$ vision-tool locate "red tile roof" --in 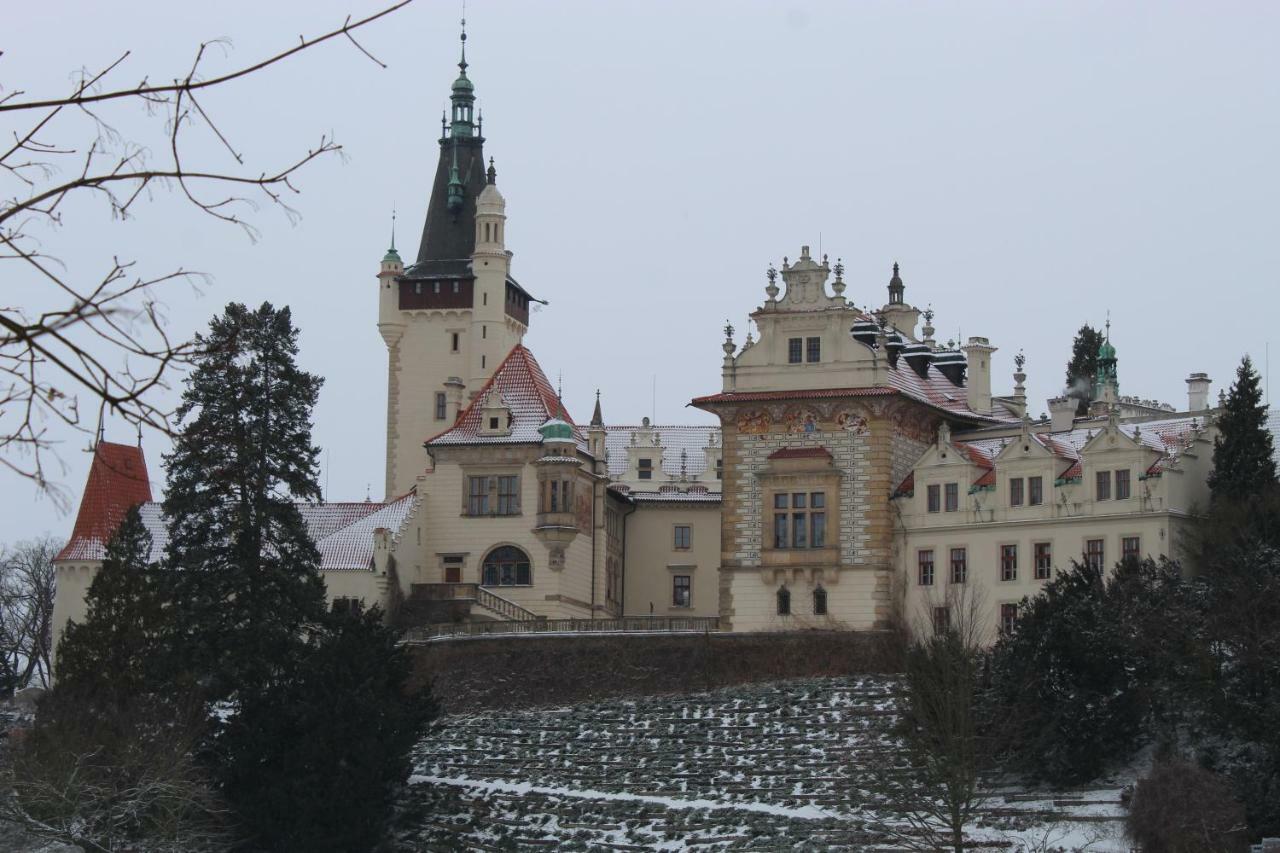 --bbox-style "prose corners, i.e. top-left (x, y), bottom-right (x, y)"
top-left (767, 447), bottom-right (833, 460)
top-left (427, 344), bottom-right (583, 448)
top-left (691, 384), bottom-right (1013, 423)
top-left (56, 442), bottom-right (153, 562)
